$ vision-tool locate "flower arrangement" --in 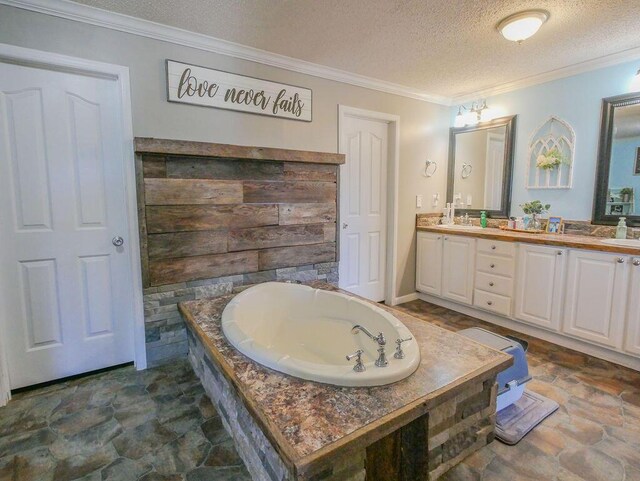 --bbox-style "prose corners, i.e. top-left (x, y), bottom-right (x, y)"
top-left (520, 200), bottom-right (551, 215)
top-left (536, 148), bottom-right (568, 170)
